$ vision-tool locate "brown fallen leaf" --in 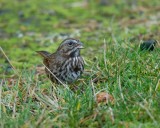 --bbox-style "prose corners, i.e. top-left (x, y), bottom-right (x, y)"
top-left (96, 92), bottom-right (114, 105)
